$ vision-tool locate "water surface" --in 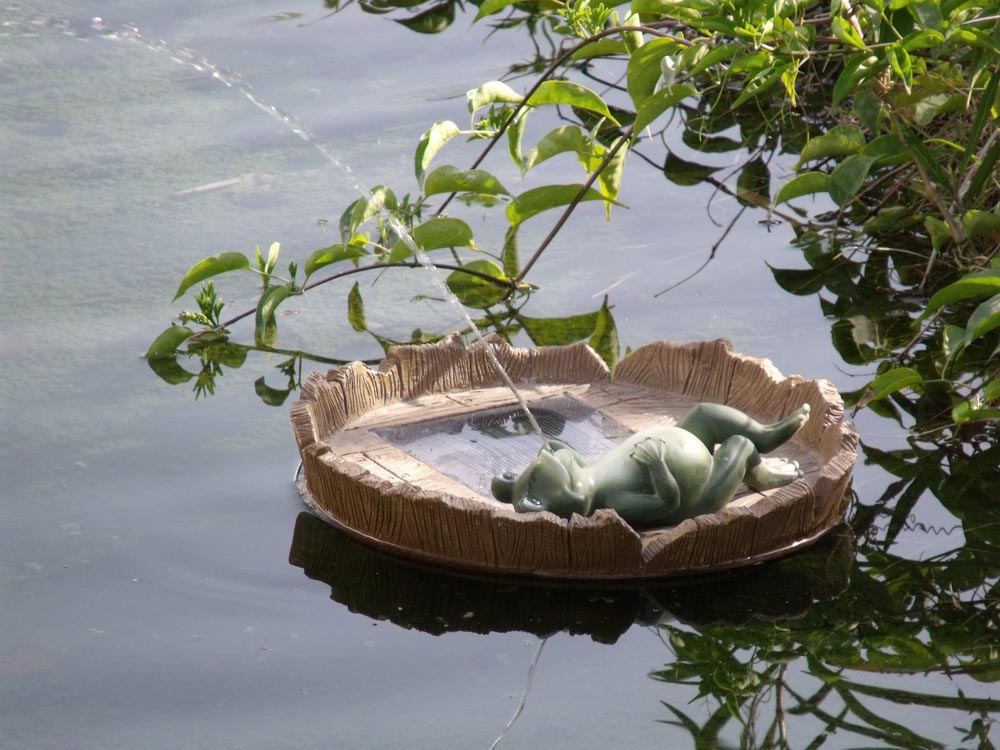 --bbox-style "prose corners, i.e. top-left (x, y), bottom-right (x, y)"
top-left (3, 2), bottom-right (997, 748)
